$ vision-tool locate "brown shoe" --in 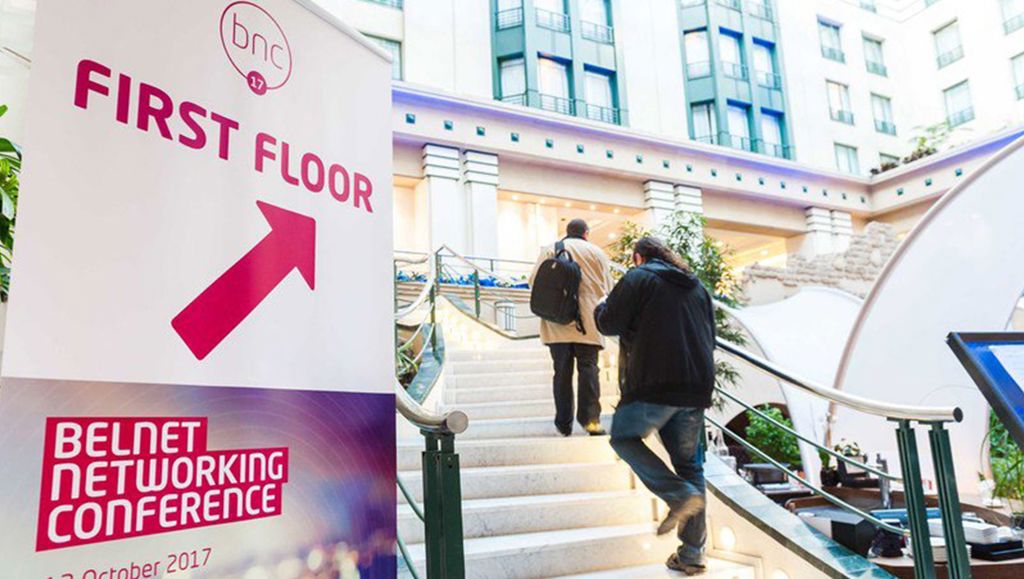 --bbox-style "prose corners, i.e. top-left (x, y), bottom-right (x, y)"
top-left (657, 495), bottom-right (706, 536)
top-left (584, 422), bottom-right (607, 436)
top-left (666, 553), bottom-right (705, 575)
